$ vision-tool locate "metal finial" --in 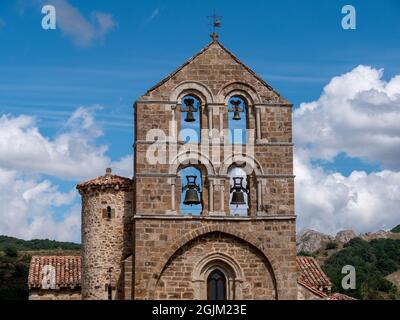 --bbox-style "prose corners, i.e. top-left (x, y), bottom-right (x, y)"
top-left (208, 10), bottom-right (222, 41)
